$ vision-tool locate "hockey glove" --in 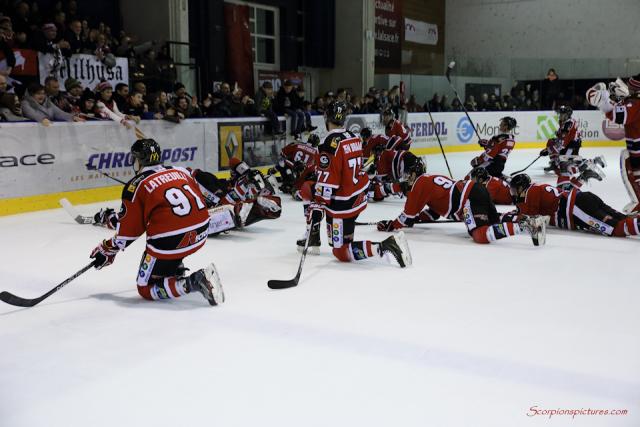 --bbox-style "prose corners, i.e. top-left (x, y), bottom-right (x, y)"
top-left (307, 202), bottom-right (325, 224)
top-left (377, 220), bottom-right (396, 232)
top-left (478, 139), bottom-right (489, 148)
top-left (539, 148), bottom-right (549, 156)
top-left (90, 238), bottom-right (120, 269)
top-left (470, 156), bottom-right (482, 167)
